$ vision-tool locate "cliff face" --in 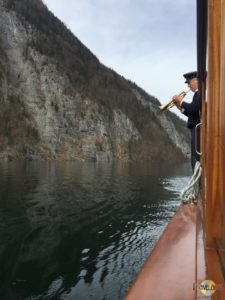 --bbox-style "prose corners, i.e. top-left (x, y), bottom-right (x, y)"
top-left (0, 0), bottom-right (190, 162)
